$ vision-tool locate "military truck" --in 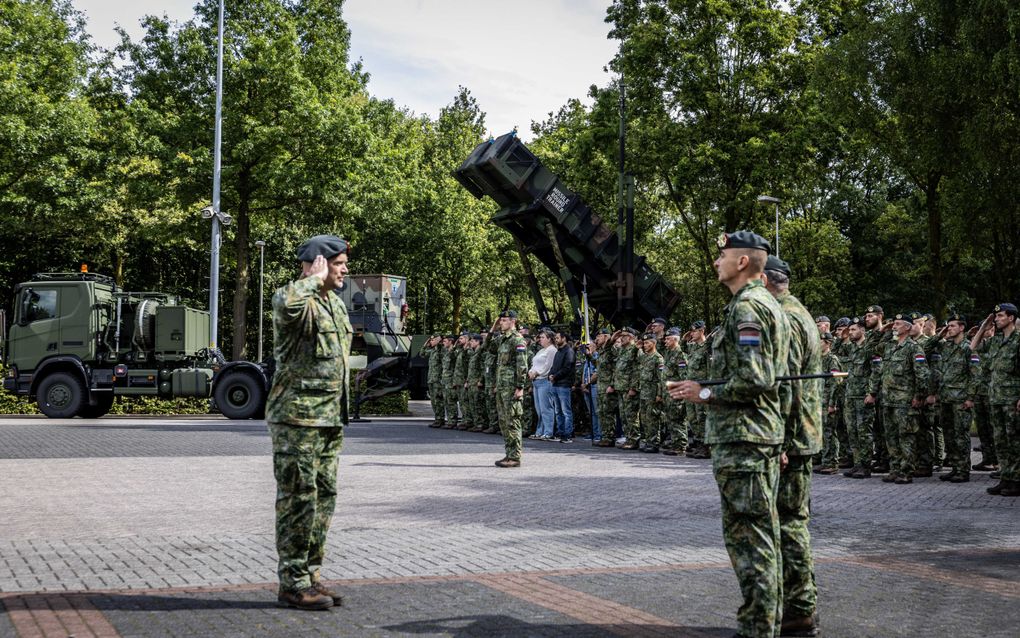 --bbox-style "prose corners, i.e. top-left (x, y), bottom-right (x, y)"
top-left (1, 270), bottom-right (269, 419)
top-left (1, 269), bottom-right (426, 419)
